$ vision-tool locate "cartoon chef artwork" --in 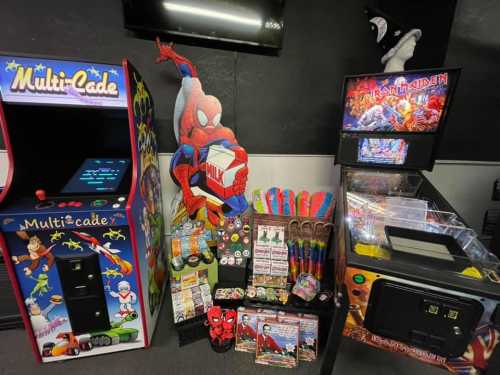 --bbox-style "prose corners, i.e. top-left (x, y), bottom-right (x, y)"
top-left (106, 280), bottom-right (137, 318)
top-left (25, 295), bottom-right (64, 336)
